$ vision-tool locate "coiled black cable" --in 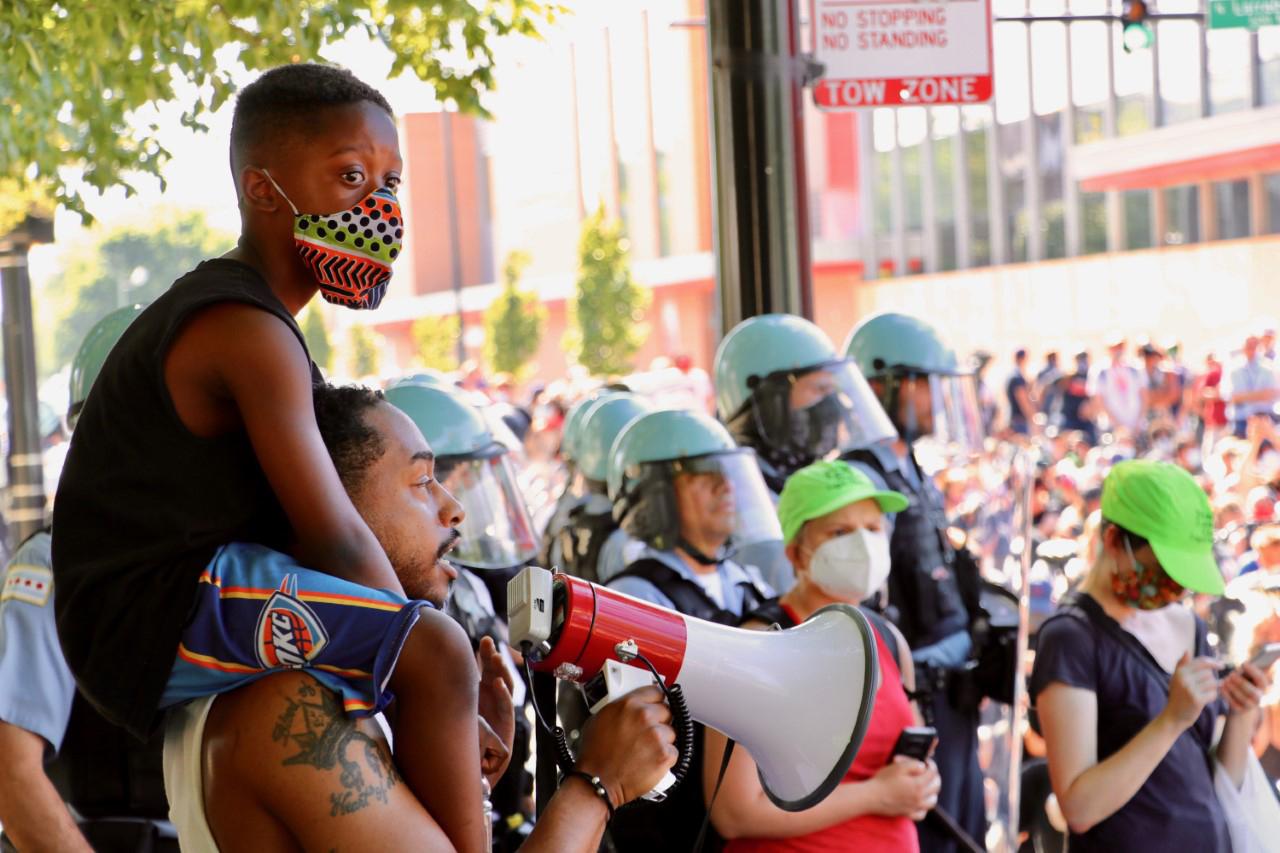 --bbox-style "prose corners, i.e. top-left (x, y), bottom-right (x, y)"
top-left (522, 647), bottom-right (696, 795)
